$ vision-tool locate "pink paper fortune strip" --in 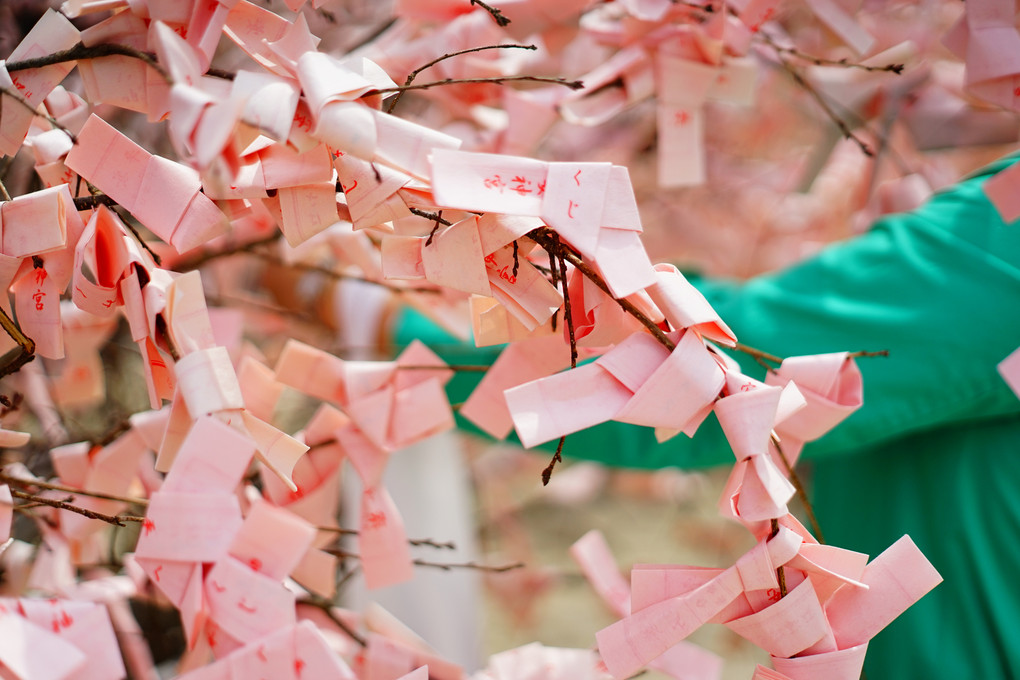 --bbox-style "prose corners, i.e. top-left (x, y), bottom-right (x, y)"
top-left (64, 114), bottom-right (229, 253)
